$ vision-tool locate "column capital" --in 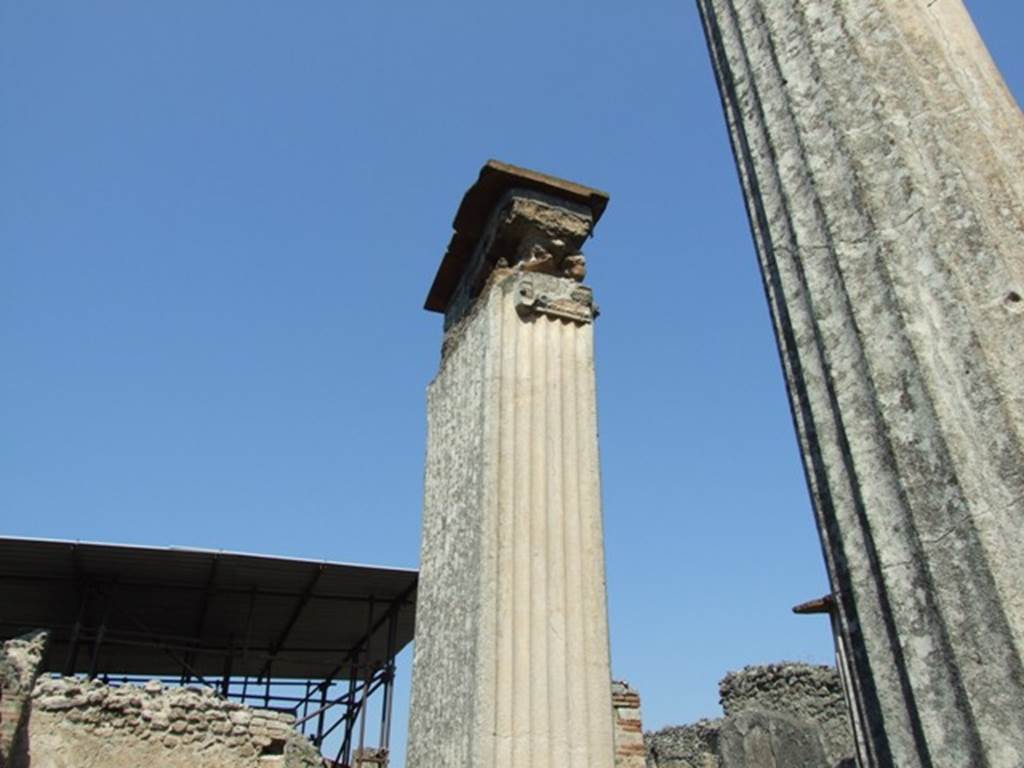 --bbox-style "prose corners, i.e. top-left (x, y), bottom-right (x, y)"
top-left (424, 160), bottom-right (609, 329)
